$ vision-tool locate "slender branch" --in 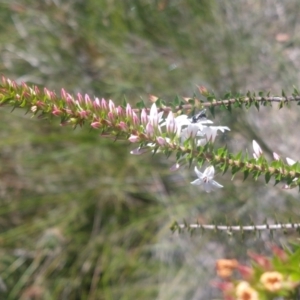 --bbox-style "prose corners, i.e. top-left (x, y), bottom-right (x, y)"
top-left (176, 223), bottom-right (300, 231)
top-left (138, 95), bottom-right (300, 114)
top-left (200, 95), bottom-right (300, 107)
